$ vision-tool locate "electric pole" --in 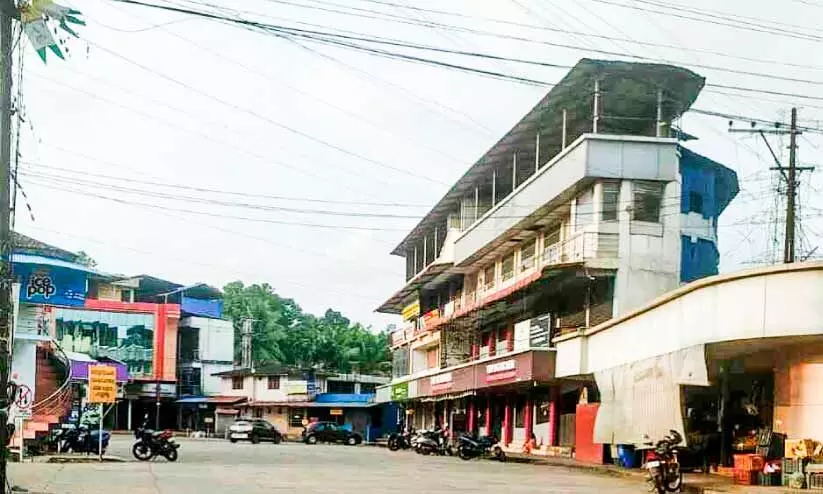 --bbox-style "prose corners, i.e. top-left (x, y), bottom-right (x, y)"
top-left (240, 318), bottom-right (254, 370)
top-left (0, 0), bottom-right (15, 489)
top-left (785, 108), bottom-right (798, 263)
top-left (729, 107), bottom-right (814, 264)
